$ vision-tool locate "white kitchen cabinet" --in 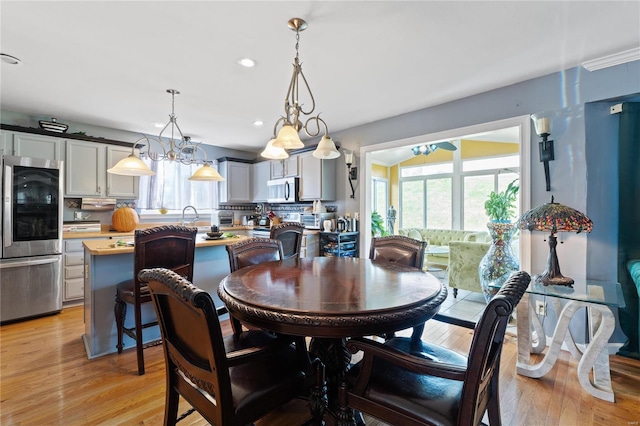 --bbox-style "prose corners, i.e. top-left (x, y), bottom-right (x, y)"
top-left (65, 140), bottom-right (105, 196)
top-left (271, 156), bottom-right (299, 178)
top-left (218, 160), bottom-right (252, 203)
top-left (252, 161), bottom-right (270, 202)
top-left (300, 233), bottom-right (319, 258)
top-left (65, 140), bottom-right (138, 198)
top-left (299, 151), bottom-right (337, 201)
top-left (63, 239), bottom-right (88, 303)
top-left (106, 145), bottom-right (139, 198)
top-left (1, 130), bottom-right (63, 161)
